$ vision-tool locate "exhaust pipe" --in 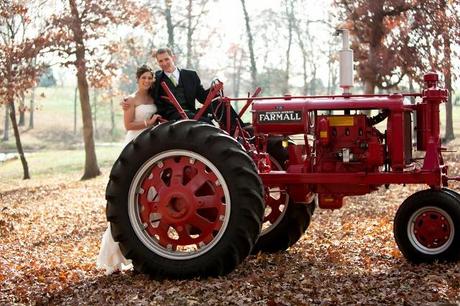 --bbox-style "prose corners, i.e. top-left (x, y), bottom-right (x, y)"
top-left (335, 29), bottom-right (353, 95)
